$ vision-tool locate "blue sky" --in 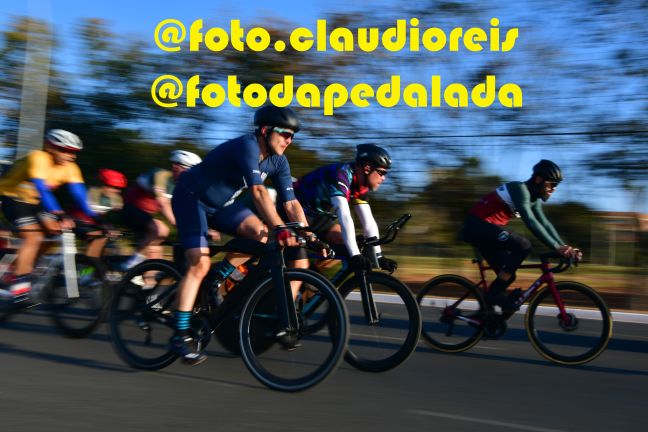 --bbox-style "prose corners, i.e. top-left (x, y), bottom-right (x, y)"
top-left (2, 0), bottom-right (647, 213)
